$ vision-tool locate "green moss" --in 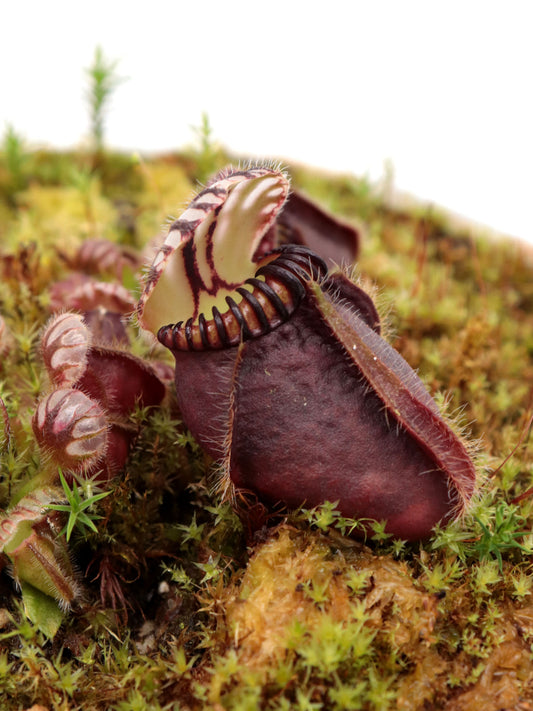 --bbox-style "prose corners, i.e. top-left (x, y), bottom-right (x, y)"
top-left (1, 141), bottom-right (533, 710)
